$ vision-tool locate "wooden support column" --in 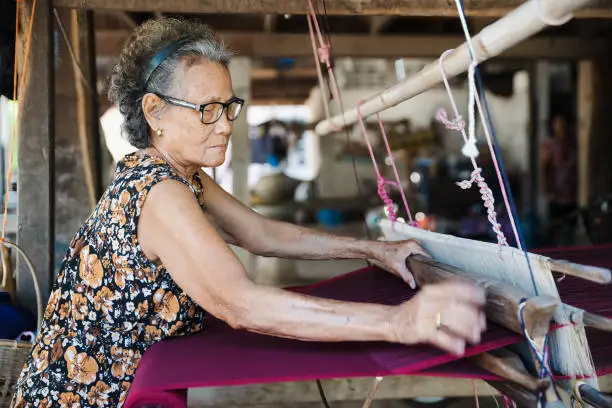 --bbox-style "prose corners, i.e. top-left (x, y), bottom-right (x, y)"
top-left (229, 57), bottom-right (251, 205)
top-left (16, 0), bottom-right (55, 313)
top-left (227, 57), bottom-right (253, 272)
top-left (70, 8), bottom-right (102, 203)
top-left (52, 9), bottom-right (100, 279)
top-left (577, 60), bottom-right (594, 209)
top-left (577, 59), bottom-right (612, 209)
top-left (529, 62), bottom-right (551, 225)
